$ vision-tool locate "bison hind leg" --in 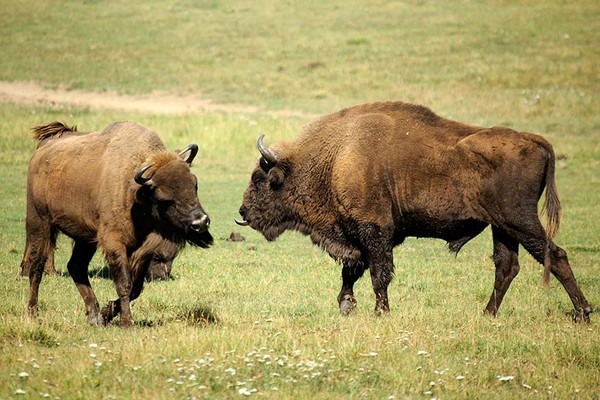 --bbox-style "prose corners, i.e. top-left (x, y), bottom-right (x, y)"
top-left (67, 241), bottom-right (103, 326)
top-left (484, 227), bottom-right (520, 316)
top-left (25, 222), bottom-right (57, 318)
top-left (495, 218), bottom-right (591, 322)
top-left (546, 242), bottom-right (592, 323)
